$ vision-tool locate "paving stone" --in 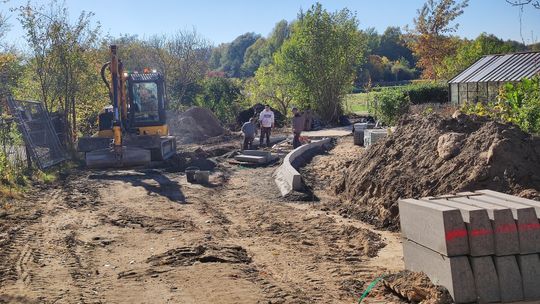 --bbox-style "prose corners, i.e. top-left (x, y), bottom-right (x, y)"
top-left (470, 256), bottom-right (500, 303)
top-left (403, 239), bottom-right (476, 303)
top-left (425, 198), bottom-right (494, 256)
top-left (399, 198), bottom-right (469, 256)
top-left (494, 255), bottom-right (524, 302)
top-left (517, 254), bottom-right (540, 300)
